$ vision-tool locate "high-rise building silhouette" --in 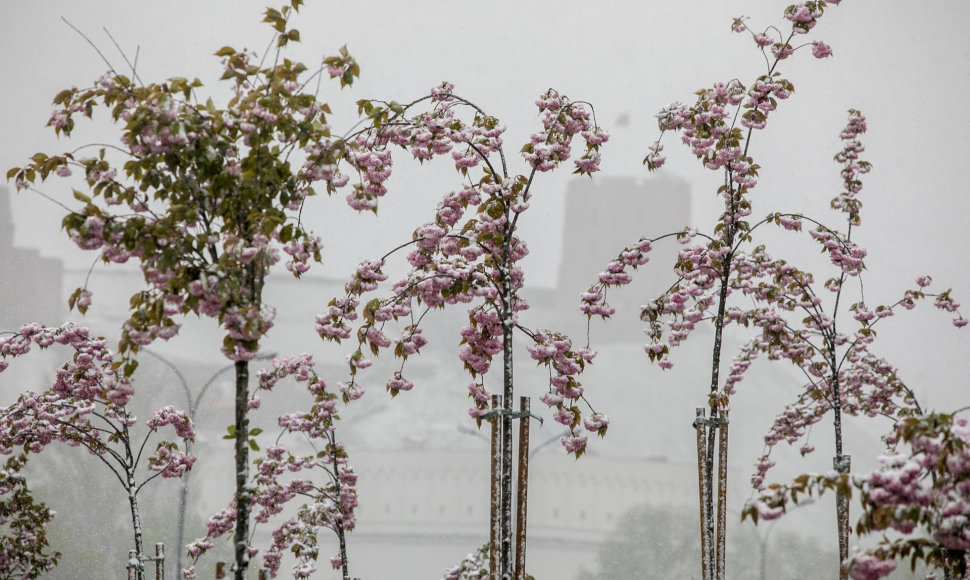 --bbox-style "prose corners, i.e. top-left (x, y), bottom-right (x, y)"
top-left (0, 188), bottom-right (64, 328)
